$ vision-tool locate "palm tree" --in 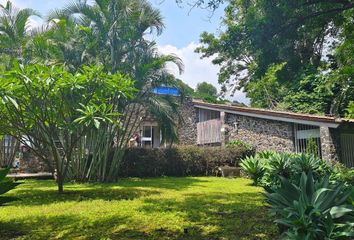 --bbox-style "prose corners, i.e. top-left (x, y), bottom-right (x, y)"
top-left (48, 0), bottom-right (164, 74)
top-left (0, 1), bottom-right (39, 65)
top-left (50, 0), bottom-right (185, 182)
